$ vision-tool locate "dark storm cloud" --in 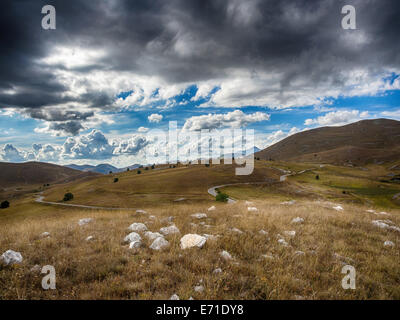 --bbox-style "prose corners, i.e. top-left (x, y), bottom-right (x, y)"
top-left (0, 0), bottom-right (399, 131)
